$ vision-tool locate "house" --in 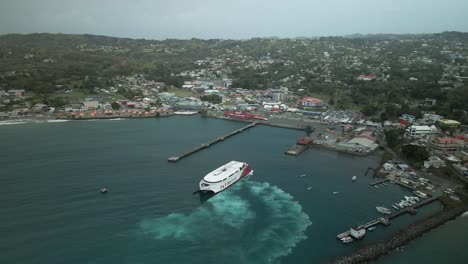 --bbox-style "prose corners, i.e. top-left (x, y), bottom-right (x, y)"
top-left (7, 89), bottom-right (25, 97)
top-left (357, 74), bottom-right (377, 81)
top-left (298, 97), bottom-right (324, 108)
top-left (405, 125), bottom-right (436, 139)
top-left (0, 90), bottom-right (6, 97)
top-left (428, 137), bottom-right (459, 154)
top-left (83, 101), bottom-right (99, 109)
top-left (400, 114), bottom-right (416, 123)
top-left (424, 98), bottom-right (437, 106)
